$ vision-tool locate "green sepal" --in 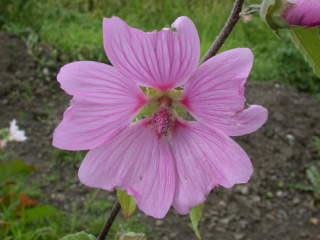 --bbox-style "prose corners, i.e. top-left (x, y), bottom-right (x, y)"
top-left (116, 189), bottom-right (137, 218)
top-left (289, 27), bottom-right (320, 77)
top-left (189, 203), bottom-right (204, 239)
top-left (60, 231), bottom-right (96, 240)
top-left (260, 0), bottom-right (293, 32)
